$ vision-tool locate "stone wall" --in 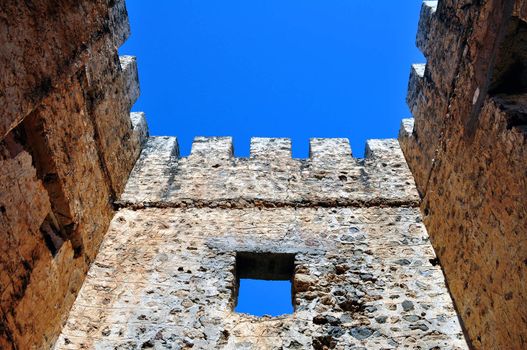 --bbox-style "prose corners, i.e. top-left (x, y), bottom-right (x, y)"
top-left (55, 138), bottom-right (469, 349)
top-left (399, 0), bottom-right (527, 348)
top-left (0, 1), bottom-right (147, 348)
